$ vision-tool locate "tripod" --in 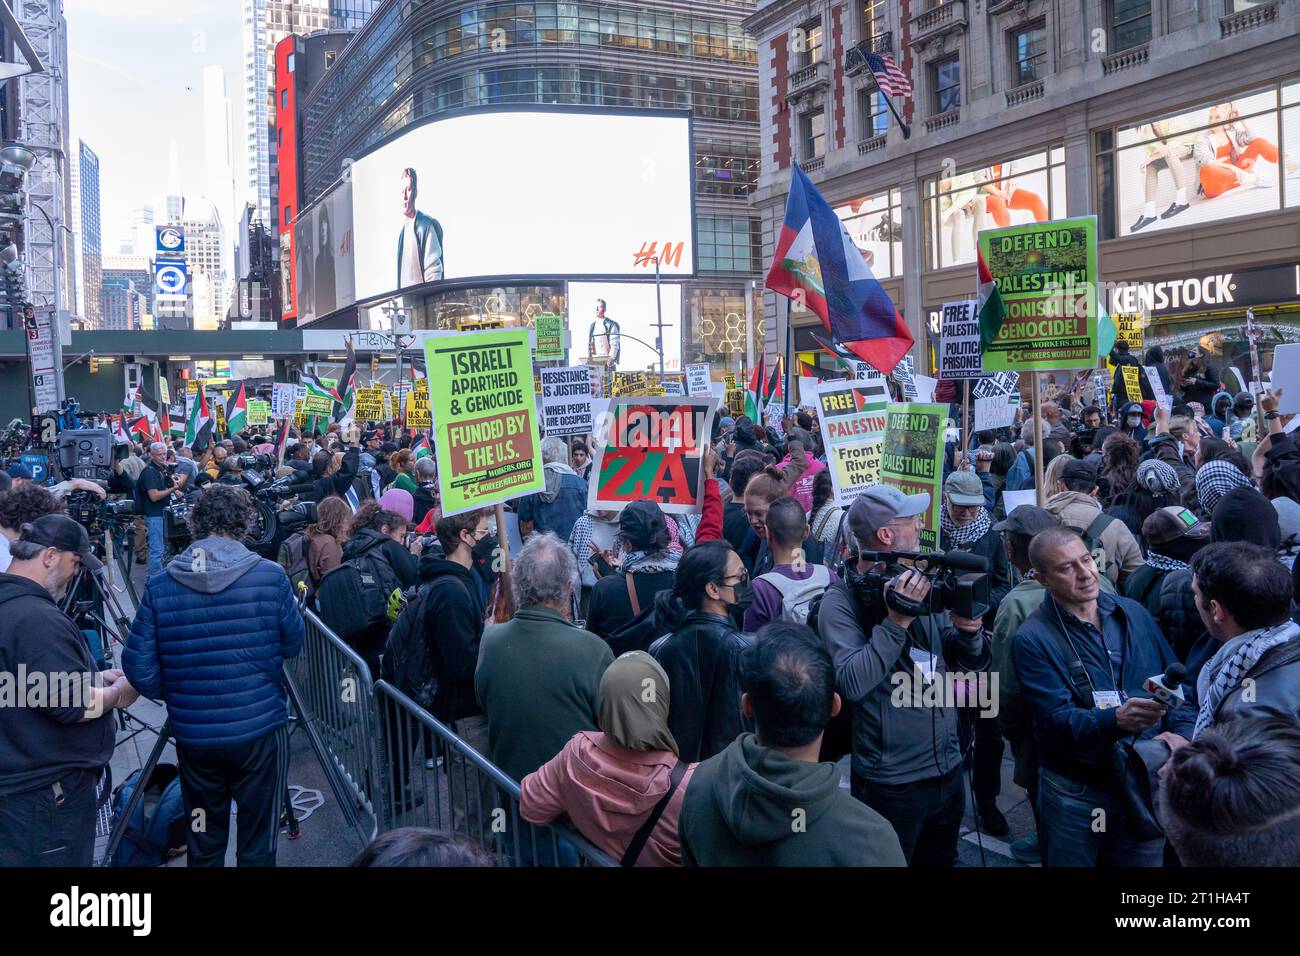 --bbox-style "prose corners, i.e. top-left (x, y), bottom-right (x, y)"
top-left (100, 671), bottom-right (363, 866)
